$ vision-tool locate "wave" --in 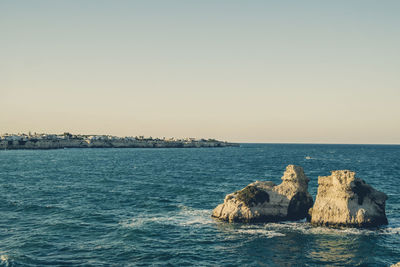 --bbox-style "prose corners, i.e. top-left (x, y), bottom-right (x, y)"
top-left (119, 207), bottom-right (400, 238)
top-left (235, 228), bottom-right (286, 238)
top-left (176, 205), bottom-right (214, 226)
top-left (119, 206), bottom-right (214, 229)
top-left (263, 221), bottom-right (400, 236)
top-left (379, 227), bottom-right (400, 235)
